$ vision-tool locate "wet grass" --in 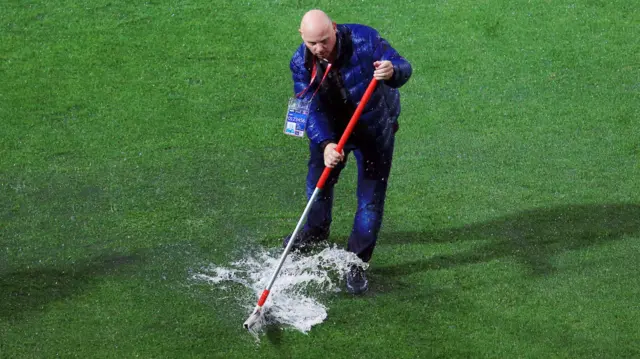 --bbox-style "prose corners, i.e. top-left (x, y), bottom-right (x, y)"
top-left (1, 0), bottom-right (639, 357)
